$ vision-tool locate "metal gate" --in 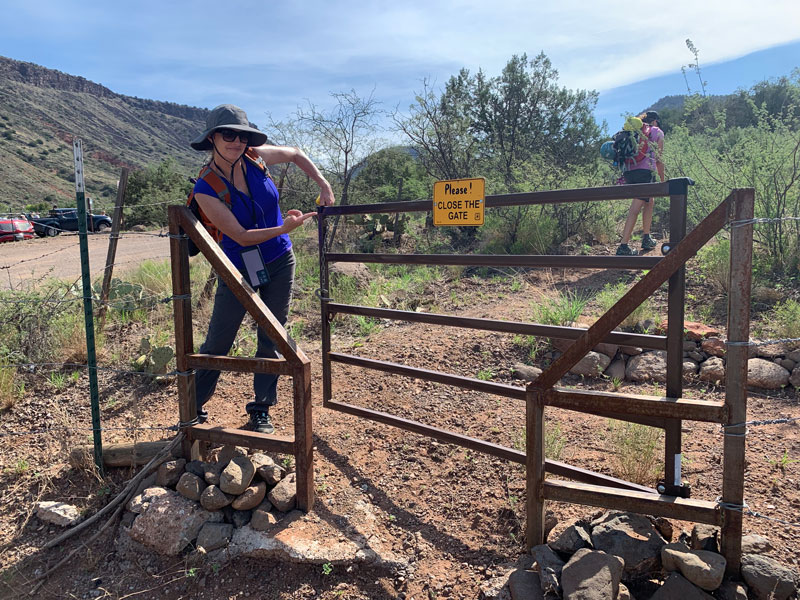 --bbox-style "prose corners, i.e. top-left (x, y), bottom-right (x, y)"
top-left (317, 180), bottom-right (753, 573)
